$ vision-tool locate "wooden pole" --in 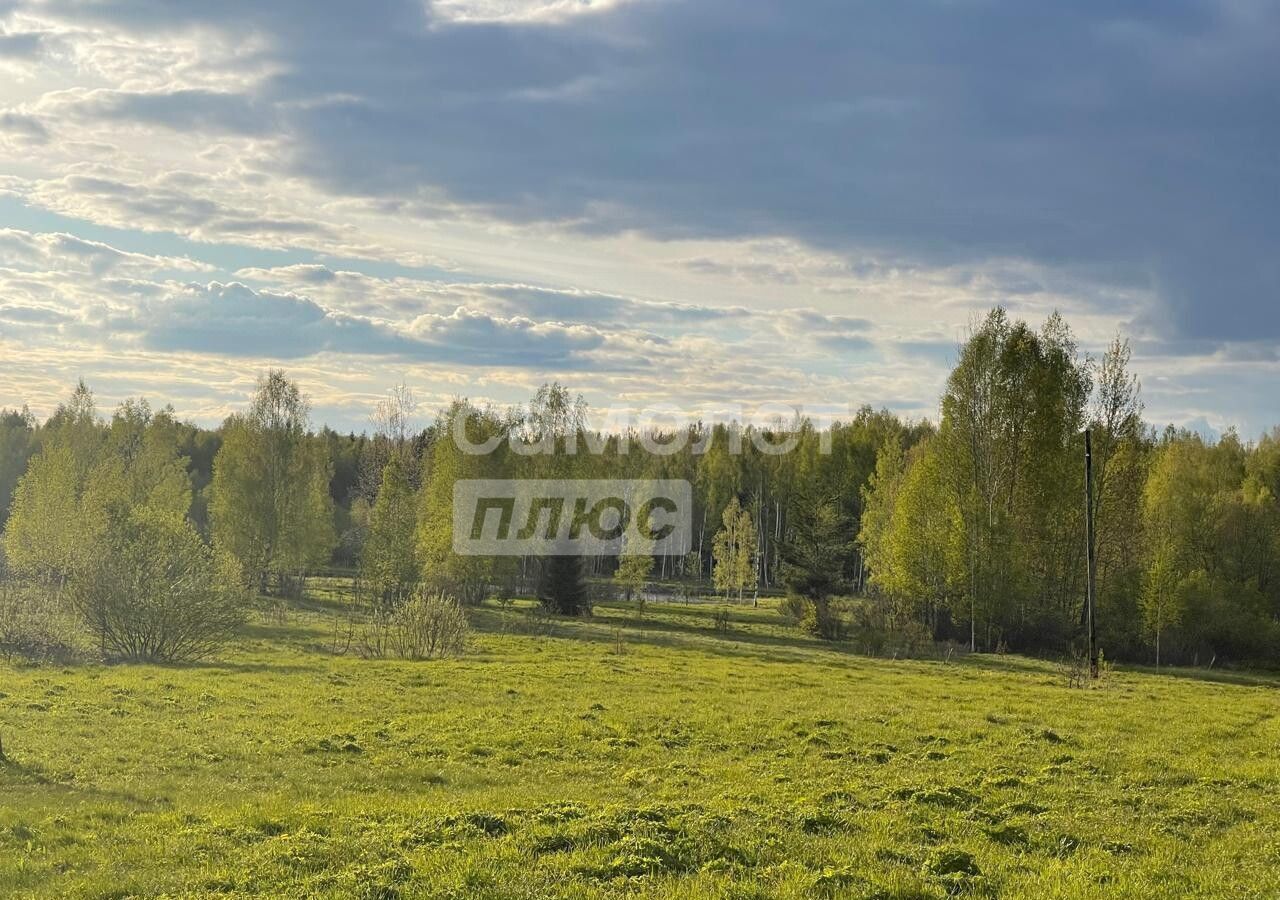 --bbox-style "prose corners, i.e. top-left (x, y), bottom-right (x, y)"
top-left (1084, 429), bottom-right (1099, 678)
